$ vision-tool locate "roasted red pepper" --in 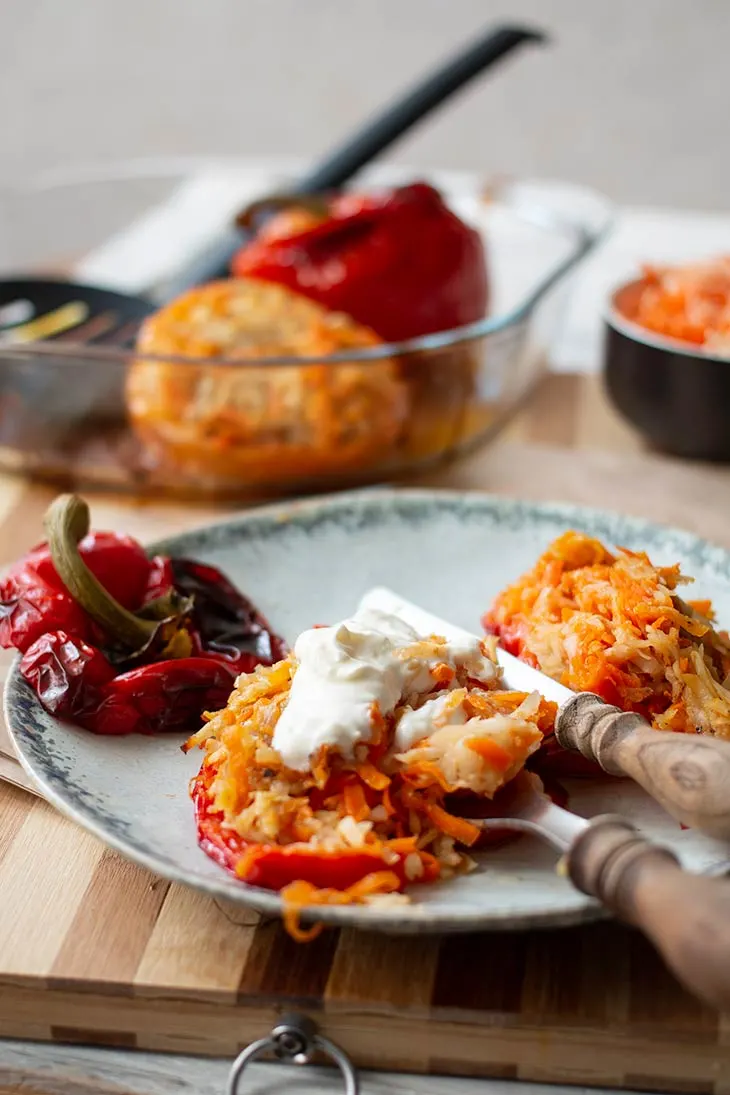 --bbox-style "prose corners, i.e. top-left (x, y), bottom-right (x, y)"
top-left (169, 558), bottom-right (288, 670)
top-left (192, 764), bottom-right (440, 890)
top-left (21, 634), bottom-right (239, 735)
top-left (0, 531), bottom-right (151, 654)
top-left (22, 532), bottom-right (152, 609)
top-left (231, 182), bottom-right (488, 342)
top-left (3, 495), bottom-right (285, 736)
top-left (20, 631), bottom-right (117, 718)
